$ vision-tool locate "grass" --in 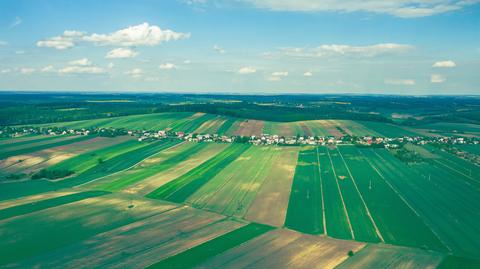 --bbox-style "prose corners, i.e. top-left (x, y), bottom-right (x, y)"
top-left (0, 191), bottom-right (109, 221)
top-left (0, 135), bottom-right (93, 160)
top-left (145, 223), bottom-right (274, 269)
top-left (285, 147), bottom-right (324, 234)
top-left (146, 143), bottom-right (250, 203)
